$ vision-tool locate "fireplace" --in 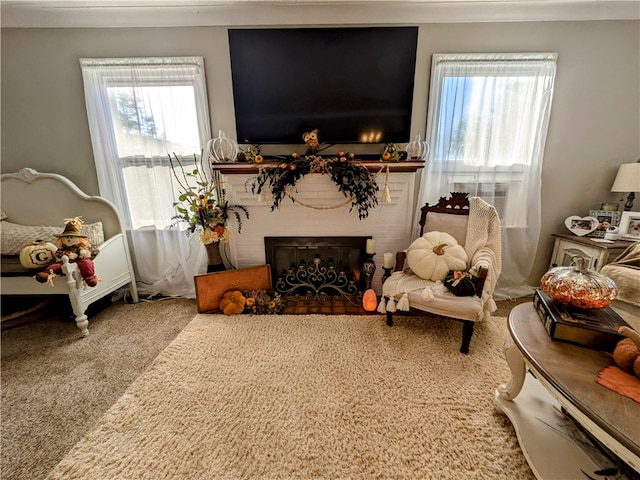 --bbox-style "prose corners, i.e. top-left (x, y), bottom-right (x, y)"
top-left (214, 163), bottom-right (424, 292)
top-left (265, 236), bottom-right (370, 303)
